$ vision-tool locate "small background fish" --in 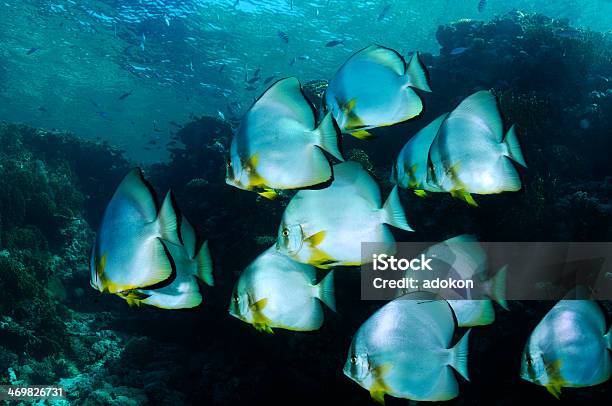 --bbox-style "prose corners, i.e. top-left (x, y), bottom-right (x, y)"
top-left (277, 30), bottom-right (289, 43)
